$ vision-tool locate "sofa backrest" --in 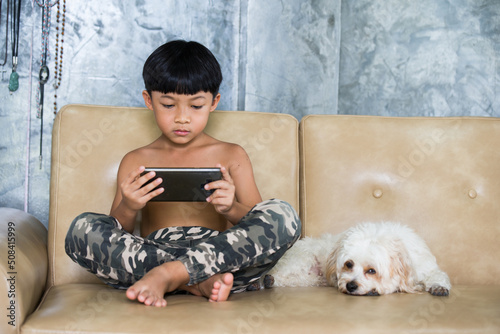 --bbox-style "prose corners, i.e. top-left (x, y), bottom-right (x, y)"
top-left (49, 105), bottom-right (299, 286)
top-left (299, 115), bottom-right (500, 286)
